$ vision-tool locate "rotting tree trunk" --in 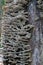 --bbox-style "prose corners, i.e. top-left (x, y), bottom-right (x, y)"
top-left (1, 0), bottom-right (43, 65)
top-left (28, 0), bottom-right (42, 65)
